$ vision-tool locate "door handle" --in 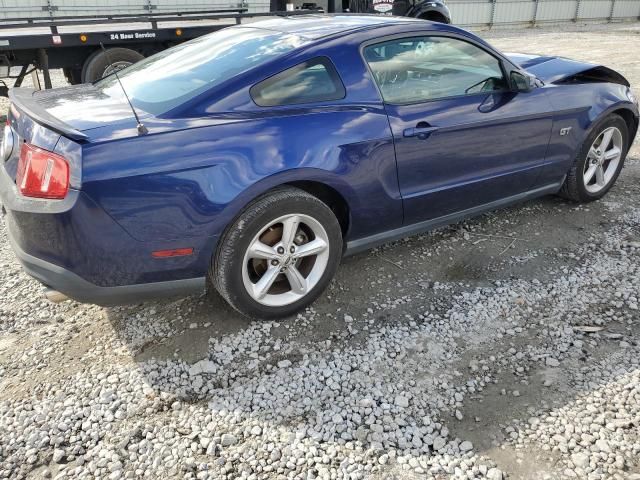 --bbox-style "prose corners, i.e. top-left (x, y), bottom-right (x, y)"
top-left (403, 123), bottom-right (439, 139)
